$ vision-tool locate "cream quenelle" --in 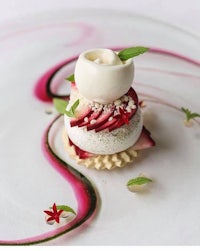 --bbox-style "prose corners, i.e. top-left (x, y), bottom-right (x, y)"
top-left (74, 48), bottom-right (134, 104)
